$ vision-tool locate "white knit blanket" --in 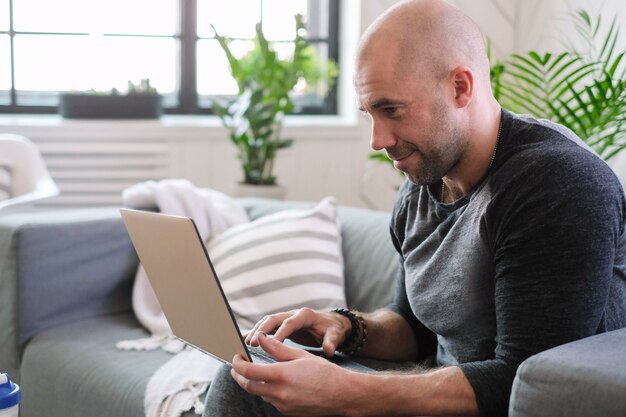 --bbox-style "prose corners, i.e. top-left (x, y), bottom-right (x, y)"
top-left (116, 179), bottom-right (250, 417)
